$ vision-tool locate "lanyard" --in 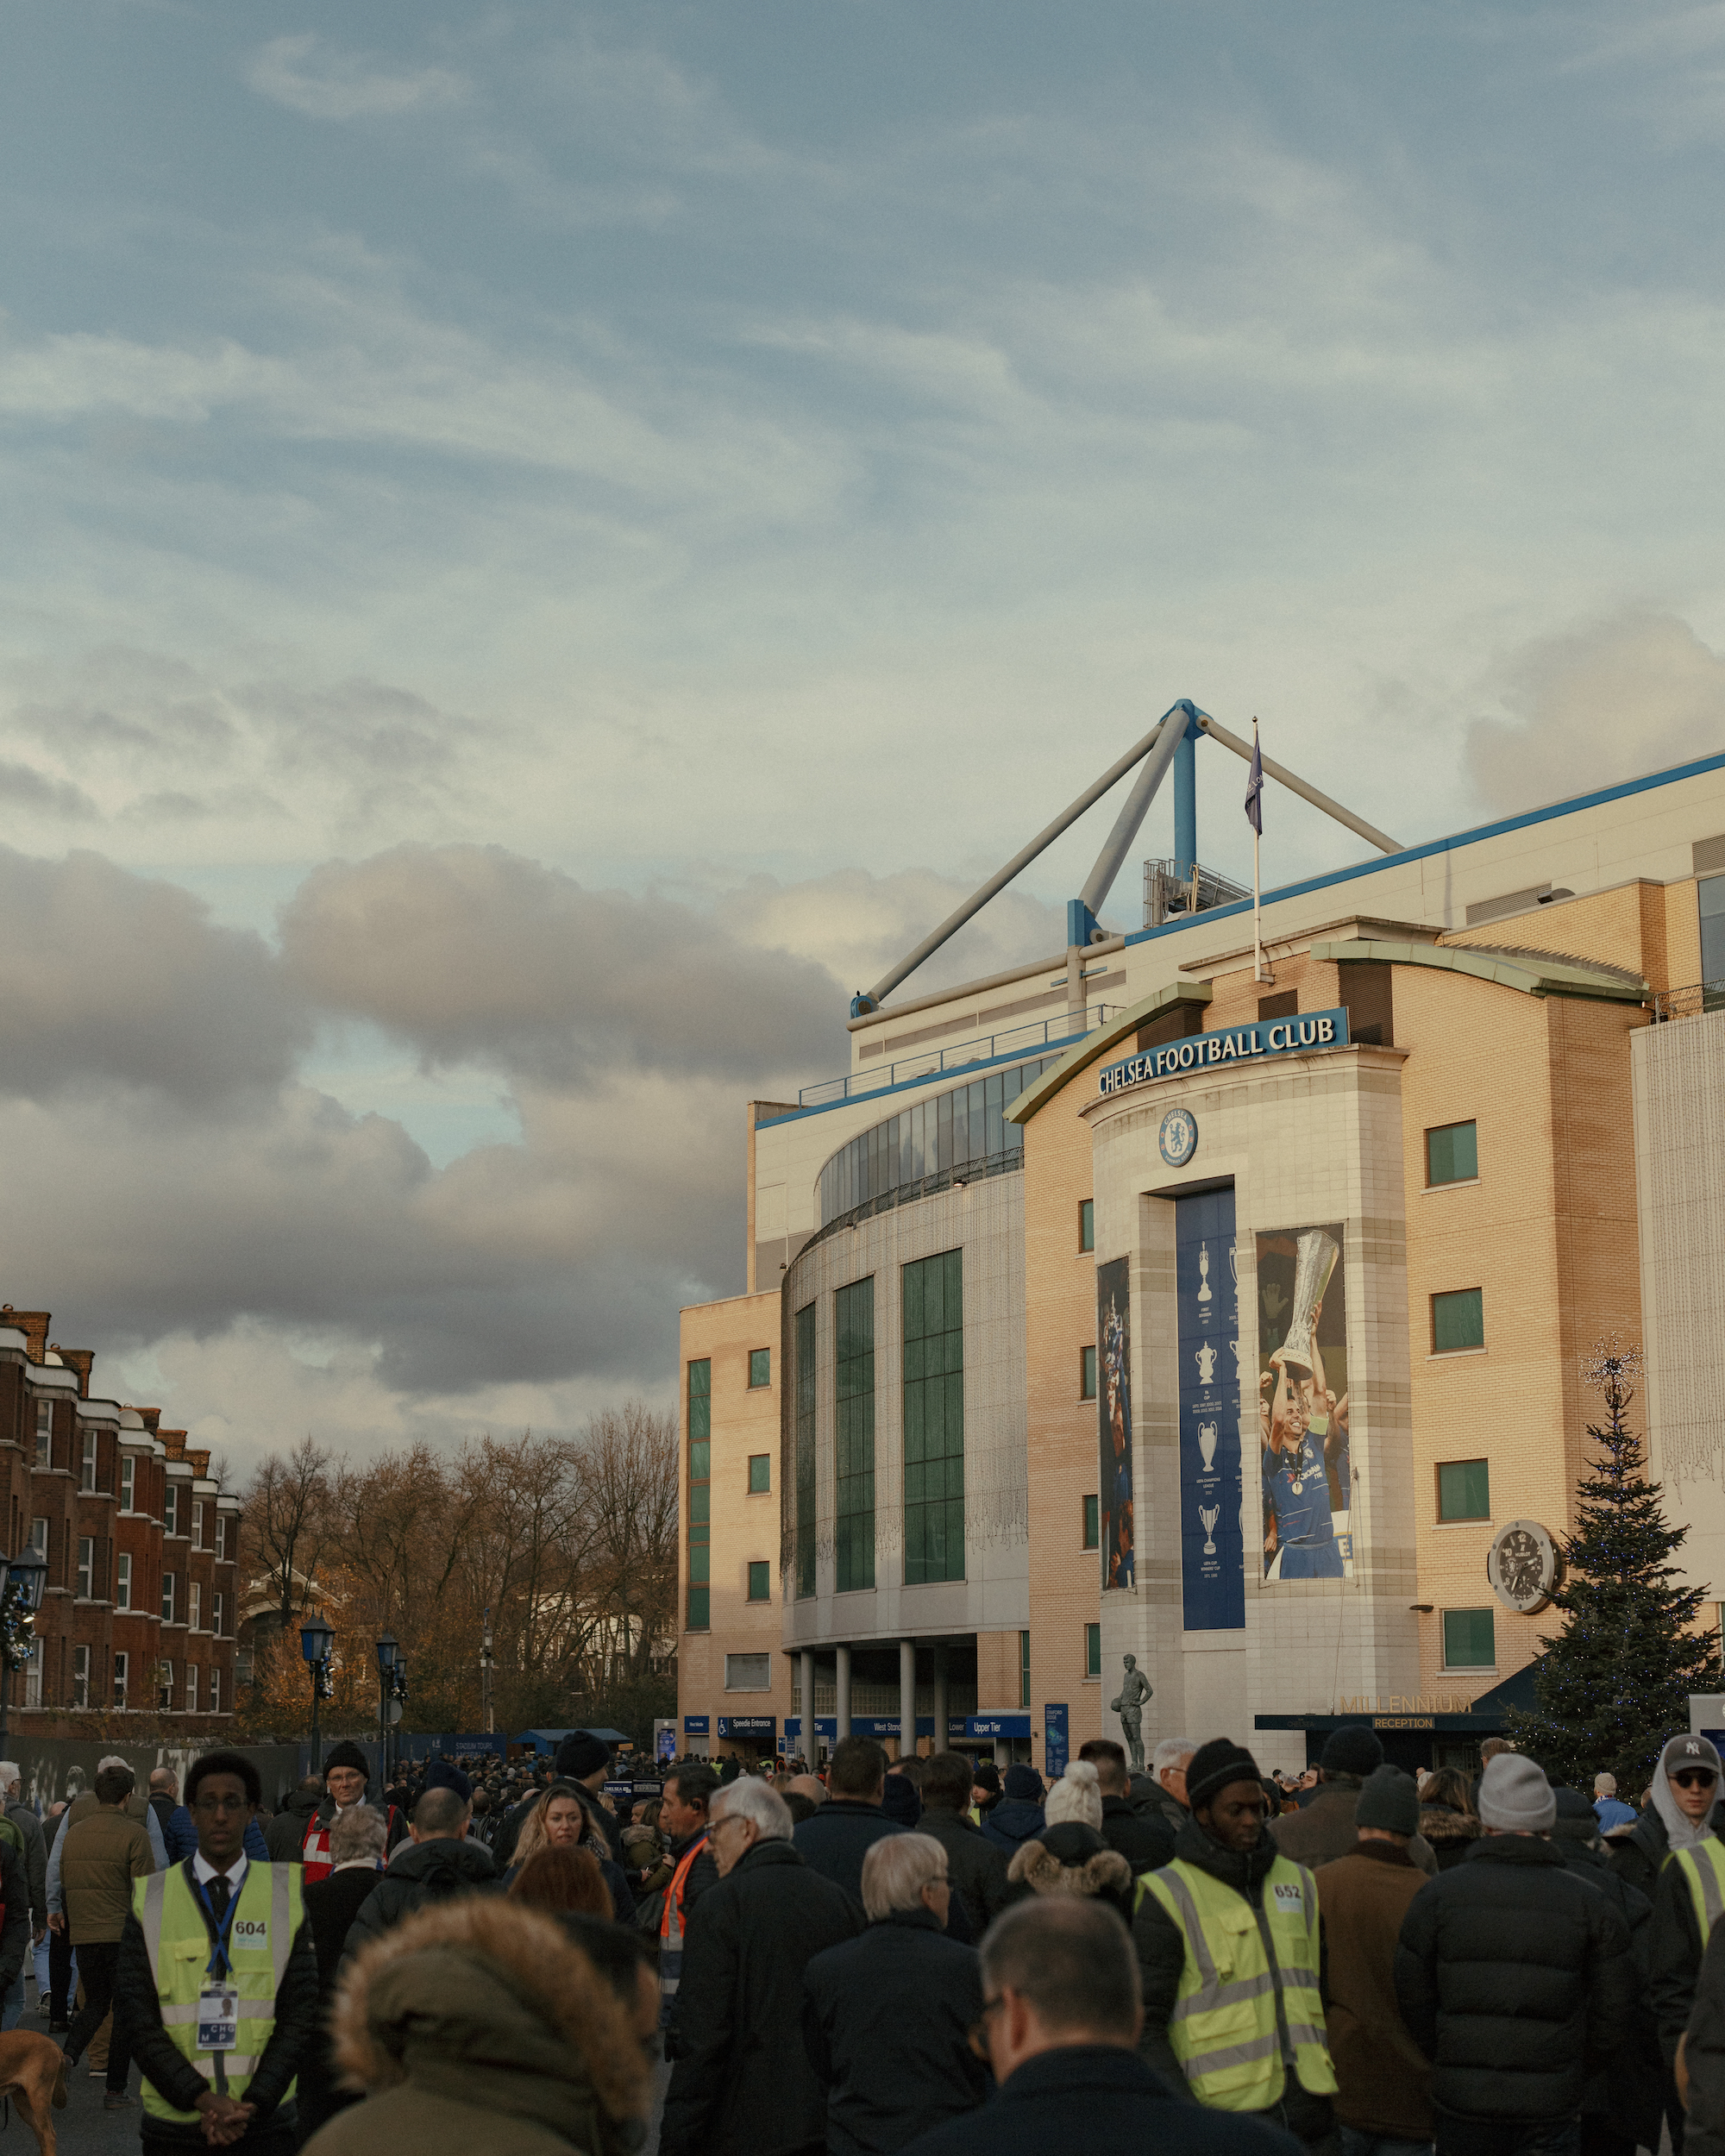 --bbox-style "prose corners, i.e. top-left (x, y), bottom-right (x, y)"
top-left (192, 1872), bottom-right (242, 1981)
